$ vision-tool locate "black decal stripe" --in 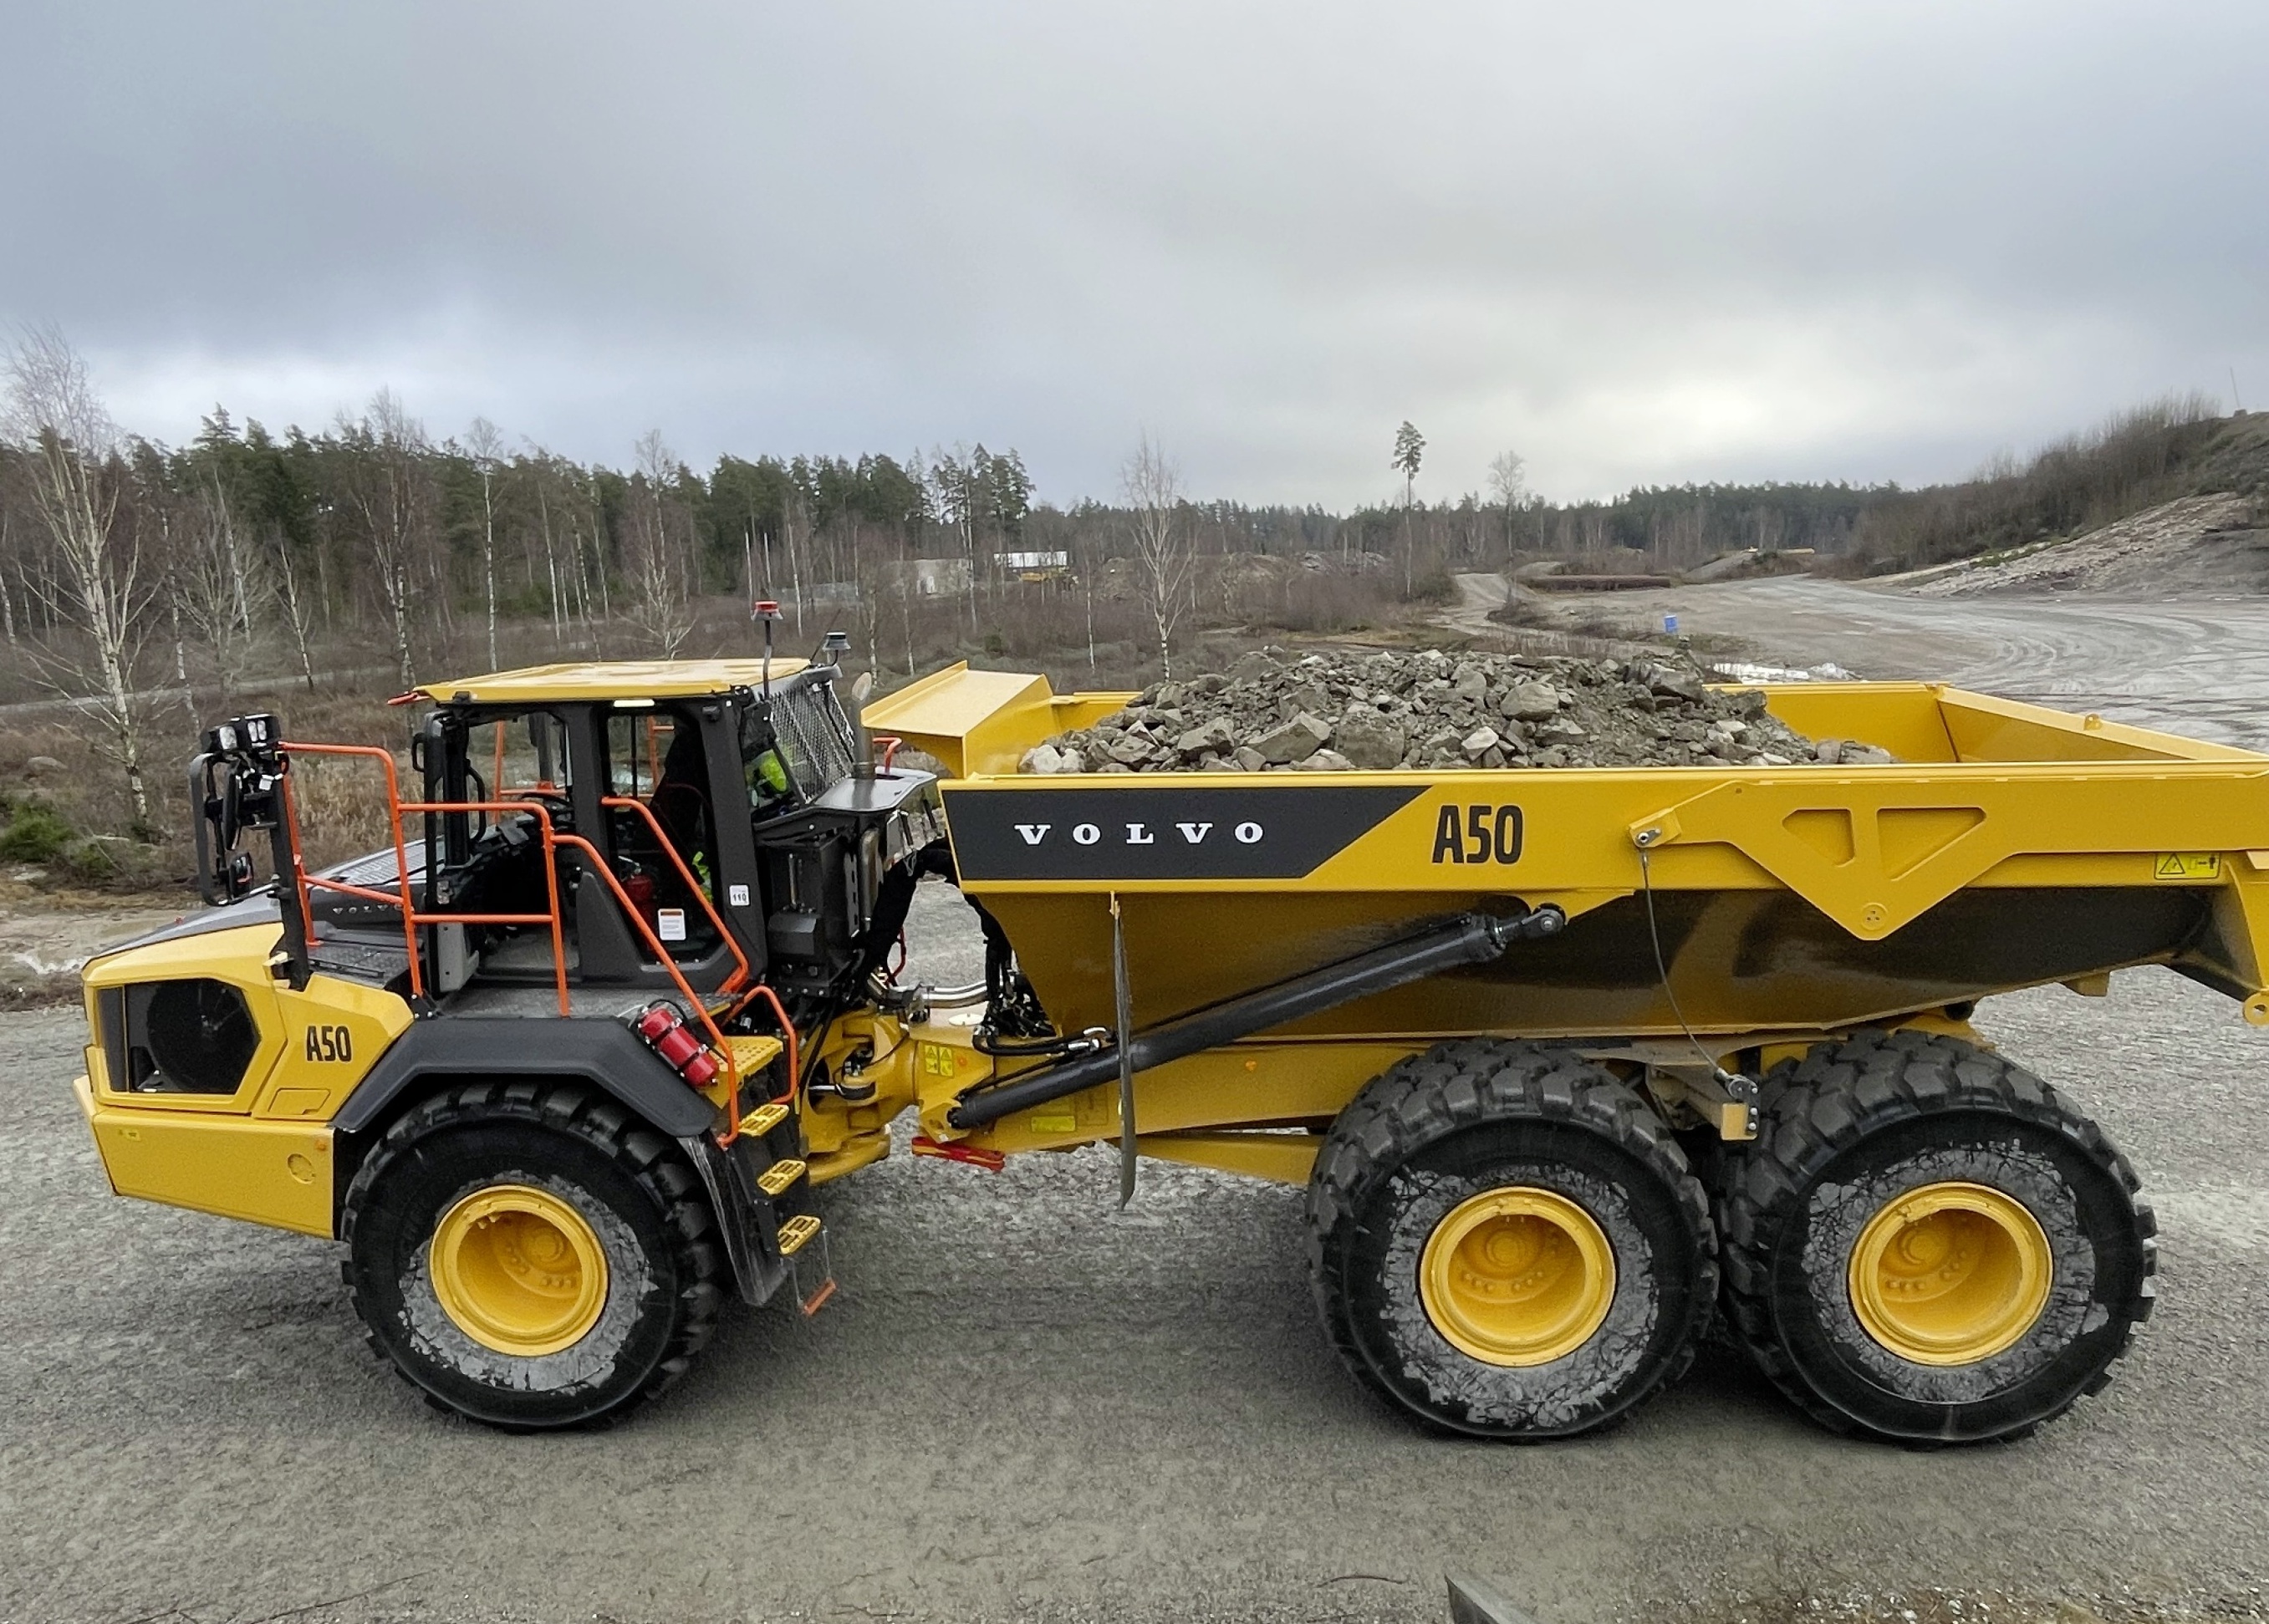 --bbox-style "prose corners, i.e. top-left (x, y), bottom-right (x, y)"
top-left (944, 784), bottom-right (1425, 881)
